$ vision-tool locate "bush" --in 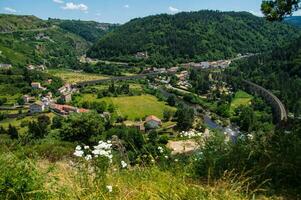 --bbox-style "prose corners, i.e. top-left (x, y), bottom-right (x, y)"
top-left (0, 154), bottom-right (47, 199)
